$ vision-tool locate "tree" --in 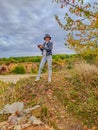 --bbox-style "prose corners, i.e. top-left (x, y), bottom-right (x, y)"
top-left (53, 0), bottom-right (98, 54)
